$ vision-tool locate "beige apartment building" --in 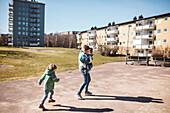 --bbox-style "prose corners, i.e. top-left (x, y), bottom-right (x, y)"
top-left (76, 13), bottom-right (170, 56)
